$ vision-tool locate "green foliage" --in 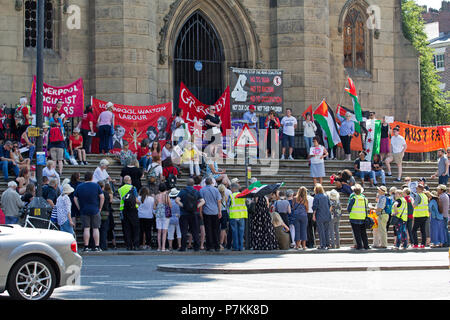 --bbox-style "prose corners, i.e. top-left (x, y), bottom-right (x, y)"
top-left (401, 0), bottom-right (449, 124)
